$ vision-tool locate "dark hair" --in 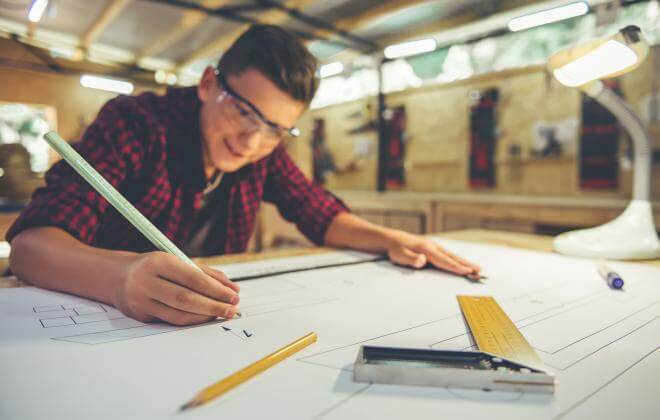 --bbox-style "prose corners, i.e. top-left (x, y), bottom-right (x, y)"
top-left (218, 25), bottom-right (319, 106)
